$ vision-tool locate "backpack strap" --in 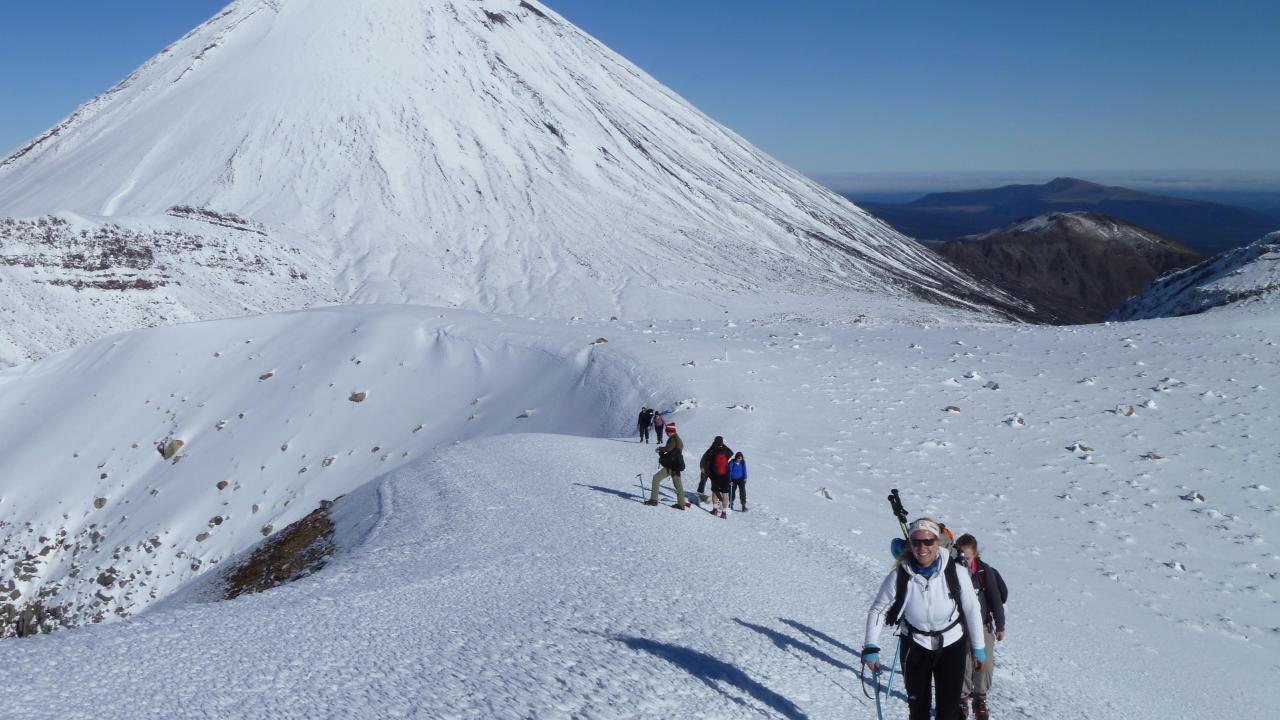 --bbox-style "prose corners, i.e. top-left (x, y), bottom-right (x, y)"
top-left (885, 566), bottom-right (909, 626)
top-left (944, 559), bottom-right (962, 603)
